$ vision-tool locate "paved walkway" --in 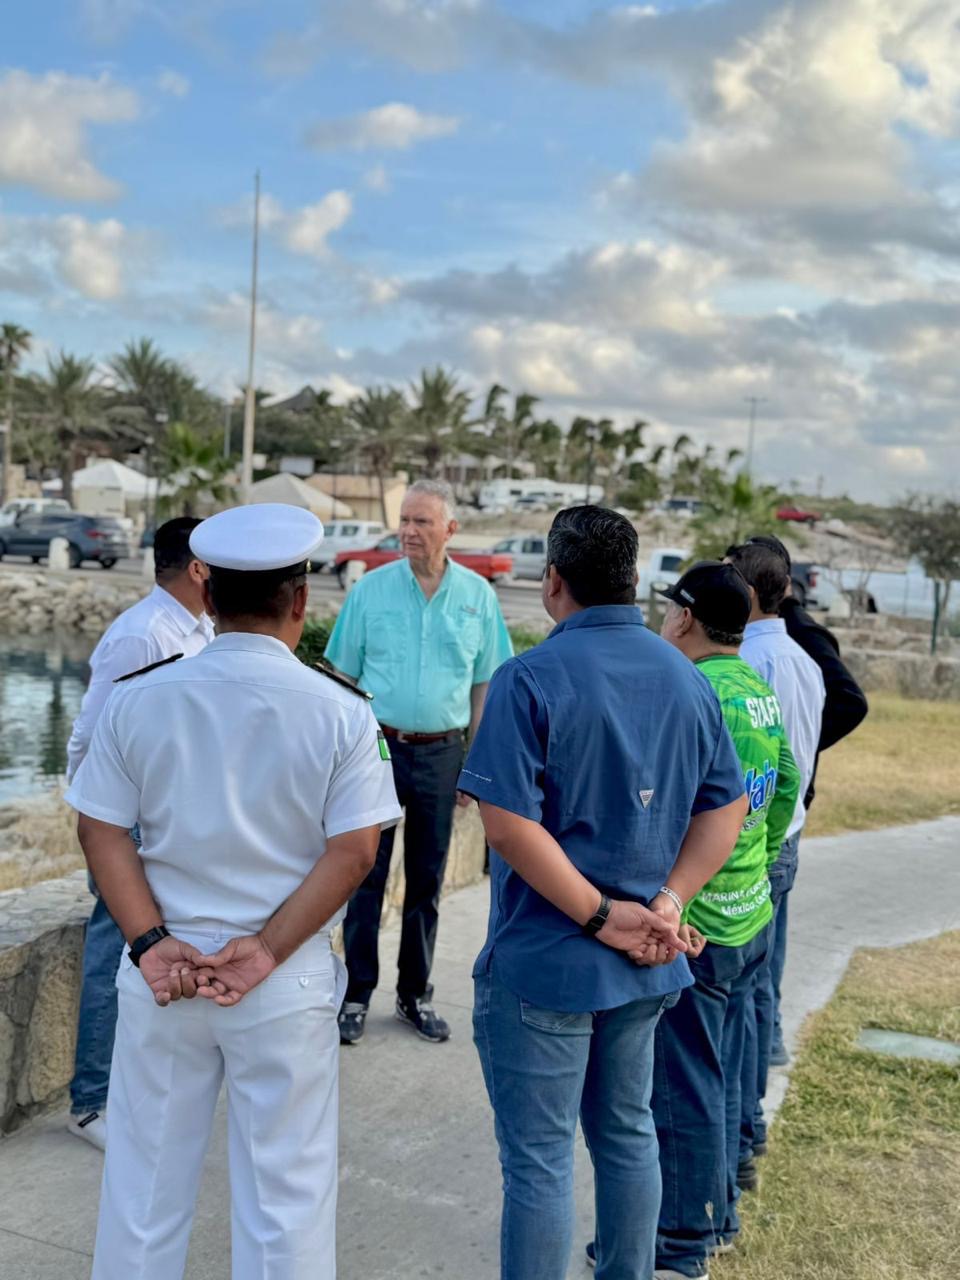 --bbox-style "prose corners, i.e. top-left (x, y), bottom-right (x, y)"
top-left (1, 816), bottom-right (957, 1279)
